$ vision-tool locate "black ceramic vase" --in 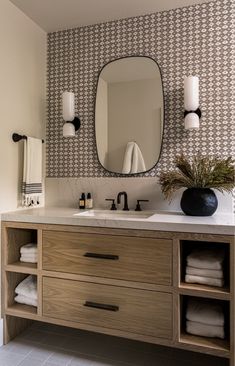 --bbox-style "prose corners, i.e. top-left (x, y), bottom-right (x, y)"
top-left (180, 188), bottom-right (218, 216)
